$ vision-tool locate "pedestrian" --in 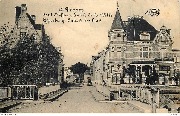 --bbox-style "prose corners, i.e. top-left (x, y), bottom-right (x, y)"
top-left (177, 107), bottom-right (180, 113)
top-left (110, 92), bottom-right (114, 101)
top-left (168, 107), bottom-right (171, 113)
